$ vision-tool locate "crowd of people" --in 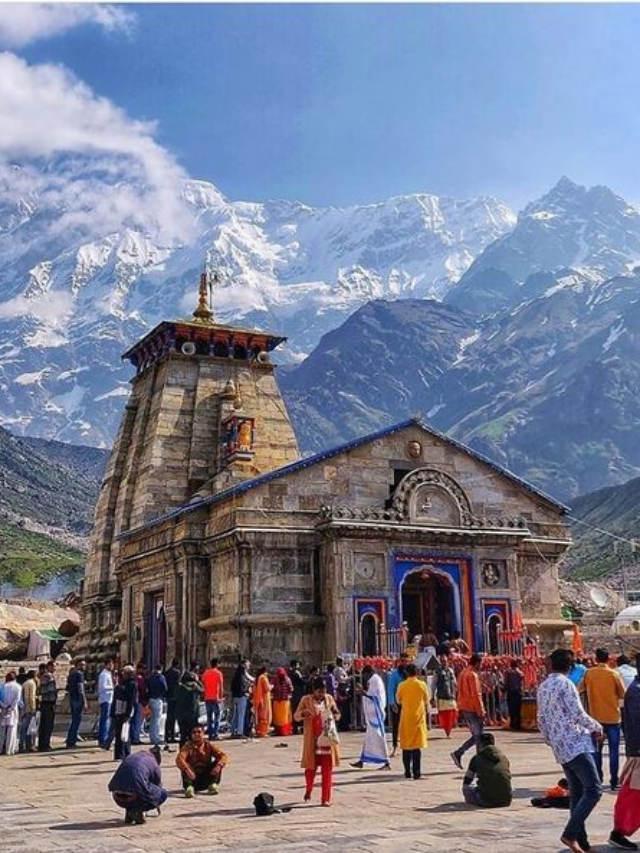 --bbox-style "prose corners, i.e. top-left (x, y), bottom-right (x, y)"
top-left (4, 642), bottom-right (640, 852)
